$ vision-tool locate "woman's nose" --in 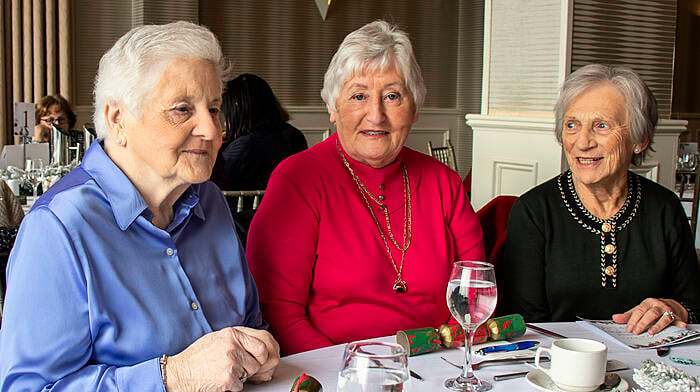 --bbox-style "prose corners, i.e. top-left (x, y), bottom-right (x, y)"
top-left (575, 127), bottom-right (596, 149)
top-left (194, 111), bottom-right (221, 140)
top-left (365, 96), bottom-right (386, 124)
